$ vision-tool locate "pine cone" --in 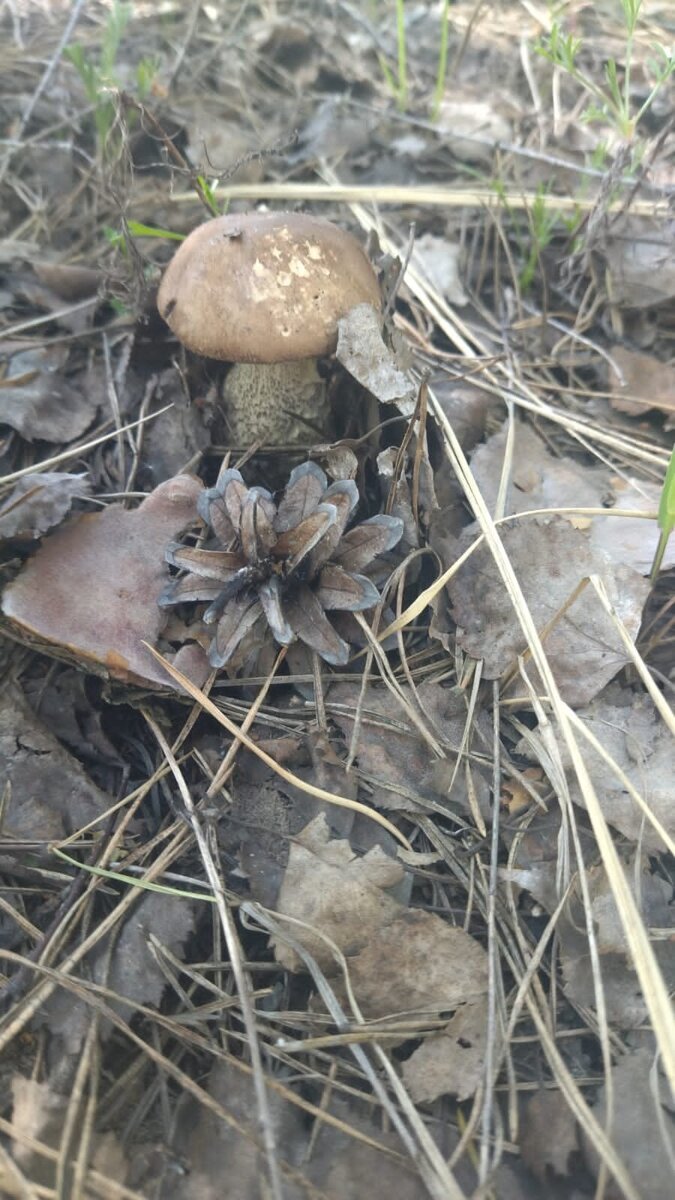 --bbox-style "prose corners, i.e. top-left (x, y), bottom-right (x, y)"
top-left (159, 462), bottom-right (403, 670)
